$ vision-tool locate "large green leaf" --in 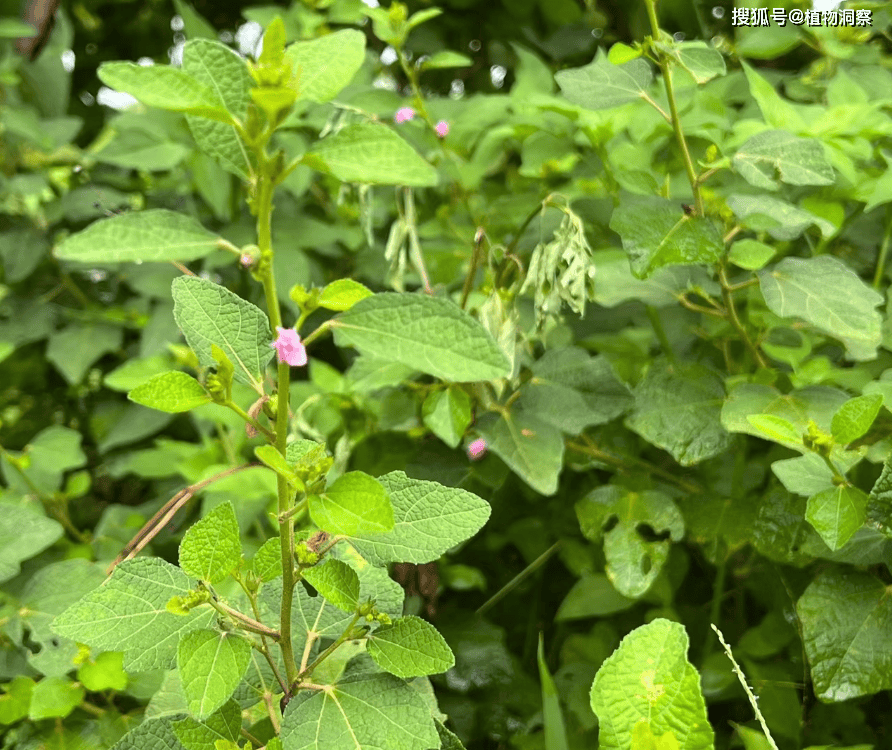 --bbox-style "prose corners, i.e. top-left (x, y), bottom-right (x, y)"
top-left (285, 30), bottom-right (366, 102)
top-left (733, 129), bottom-right (834, 190)
top-left (110, 718), bottom-right (187, 750)
top-left (797, 569), bottom-right (892, 701)
top-left (576, 486), bottom-right (685, 598)
top-left (55, 210), bottom-right (220, 264)
top-left (591, 619), bottom-right (714, 749)
top-left (332, 293), bottom-right (510, 382)
top-left (625, 360), bottom-right (733, 466)
top-left (128, 371), bottom-right (211, 413)
top-left (805, 484), bottom-right (868, 551)
top-left (51, 557), bottom-right (216, 671)
top-left (178, 501), bottom-right (241, 584)
top-left (728, 194), bottom-right (834, 241)
top-left (308, 471), bottom-right (394, 537)
top-left (555, 54), bottom-right (652, 110)
top-left (347, 472), bottom-right (491, 565)
top-left (98, 61), bottom-right (232, 123)
top-left (477, 410), bottom-right (565, 496)
top-left (173, 699), bottom-right (242, 750)
top-left (303, 122), bottom-right (438, 187)
top-left (171, 275), bottom-right (274, 391)
top-left (758, 256), bottom-right (883, 361)
top-left (0, 504), bottom-right (63, 582)
top-left (366, 616), bottom-right (455, 678)
top-left (46, 323), bottom-right (122, 384)
top-left (177, 630), bottom-right (251, 720)
top-left (280, 660), bottom-right (439, 750)
top-left (610, 196), bottom-right (724, 279)
top-left (867, 453), bottom-right (892, 537)
top-left (302, 559), bottom-right (360, 613)
top-left (182, 39), bottom-right (253, 179)
top-left (517, 347), bottom-right (633, 434)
